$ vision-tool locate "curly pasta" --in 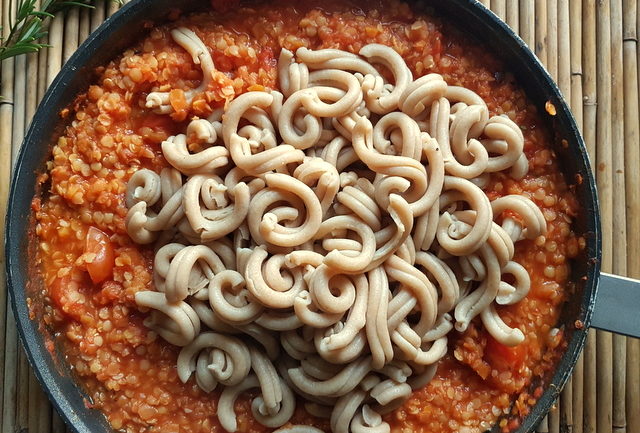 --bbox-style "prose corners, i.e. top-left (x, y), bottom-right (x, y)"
top-left (125, 28), bottom-right (546, 433)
